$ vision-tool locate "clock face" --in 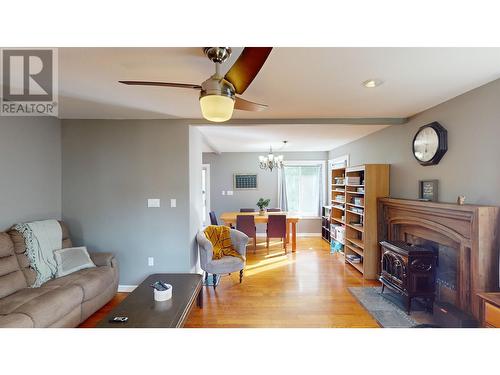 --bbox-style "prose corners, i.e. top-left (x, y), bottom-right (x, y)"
top-left (413, 126), bottom-right (439, 162)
